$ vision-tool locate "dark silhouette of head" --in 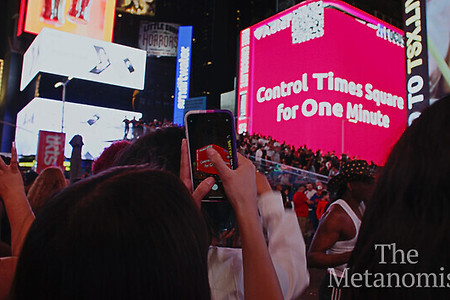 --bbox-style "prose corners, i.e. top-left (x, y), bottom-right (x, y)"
top-left (327, 160), bottom-right (375, 202)
top-left (112, 126), bottom-right (236, 243)
top-left (91, 140), bottom-right (131, 174)
top-left (12, 166), bottom-right (210, 300)
top-left (113, 127), bottom-right (185, 175)
top-left (348, 95), bottom-right (450, 299)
